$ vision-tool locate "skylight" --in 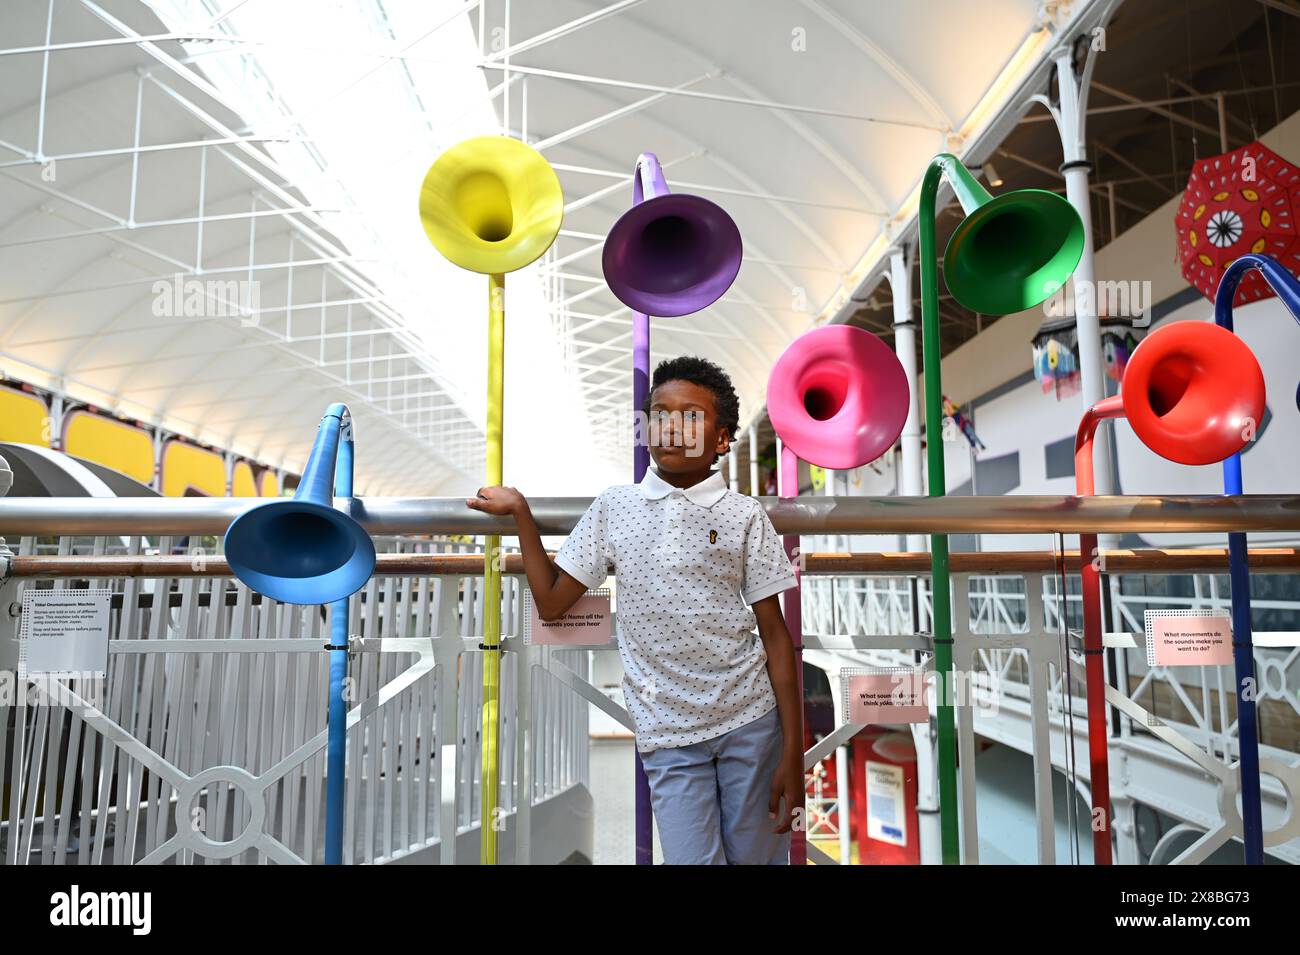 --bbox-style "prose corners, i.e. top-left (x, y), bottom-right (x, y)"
top-left (143, 0), bottom-right (617, 492)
